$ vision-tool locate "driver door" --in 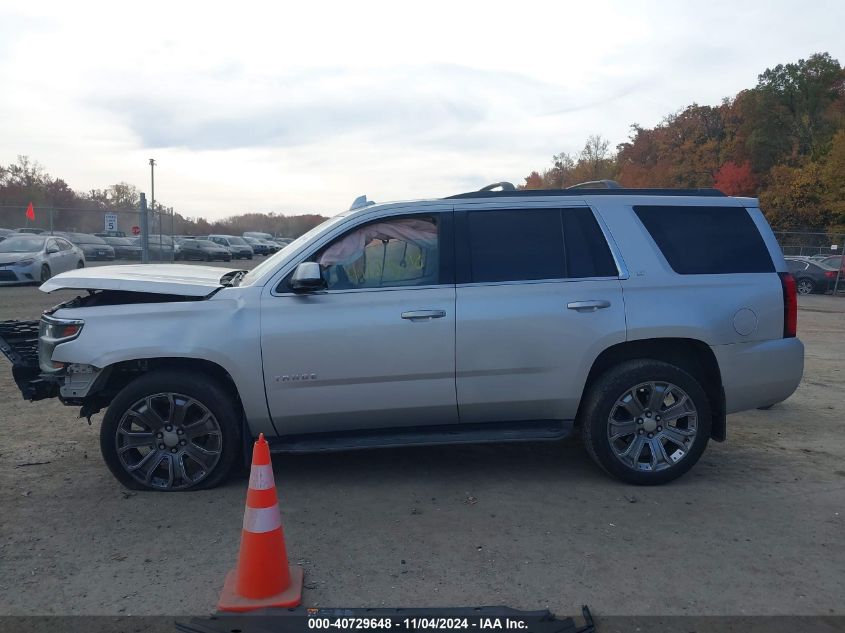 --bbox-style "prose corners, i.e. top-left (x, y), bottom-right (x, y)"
top-left (260, 210), bottom-right (457, 436)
